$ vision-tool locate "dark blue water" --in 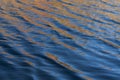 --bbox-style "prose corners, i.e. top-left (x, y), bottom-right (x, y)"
top-left (0, 0), bottom-right (120, 80)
